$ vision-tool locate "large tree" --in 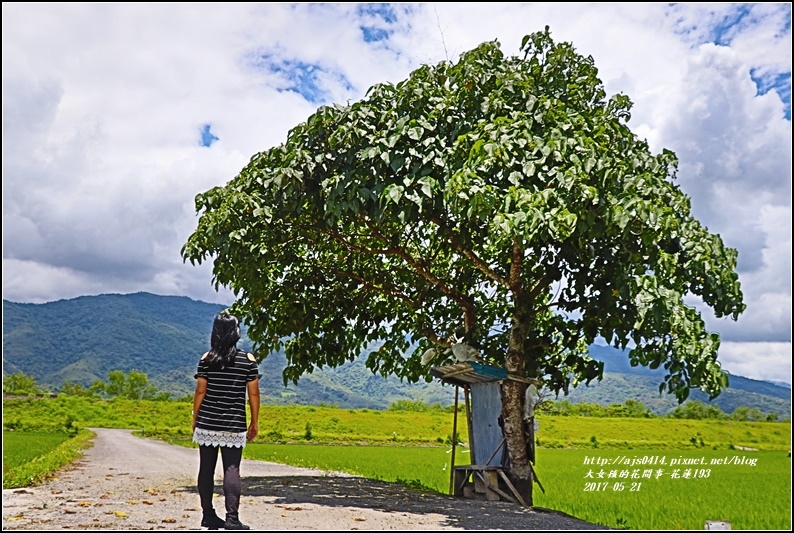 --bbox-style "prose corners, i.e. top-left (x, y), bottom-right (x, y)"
top-left (182, 27), bottom-right (745, 504)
